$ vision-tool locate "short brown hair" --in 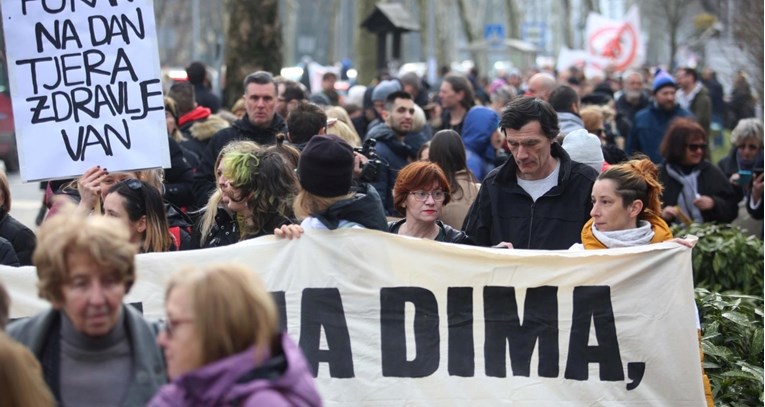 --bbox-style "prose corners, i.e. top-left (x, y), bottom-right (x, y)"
top-left (34, 212), bottom-right (137, 305)
top-left (393, 161), bottom-right (451, 216)
top-left (166, 263), bottom-right (278, 366)
top-left (659, 118), bottom-right (707, 164)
